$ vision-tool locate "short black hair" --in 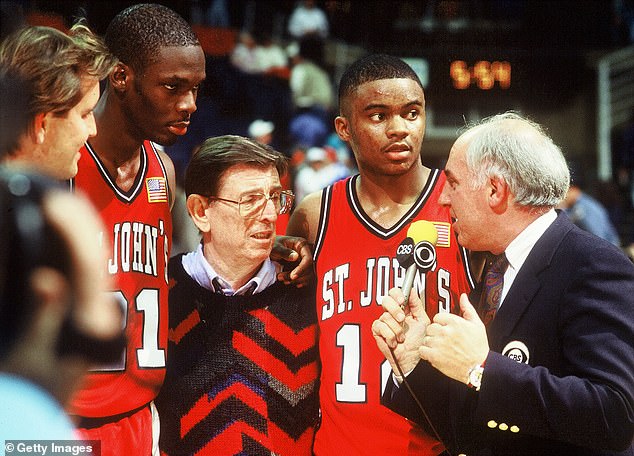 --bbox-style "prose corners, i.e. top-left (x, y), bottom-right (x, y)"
top-left (105, 3), bottom-right (199, 72)
top-left (338, 54), bottom-right (423, 113)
